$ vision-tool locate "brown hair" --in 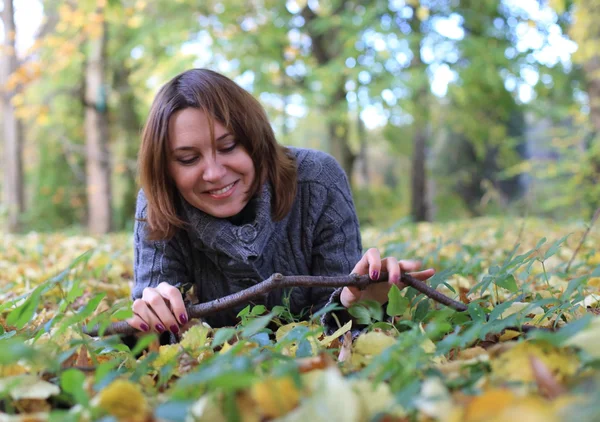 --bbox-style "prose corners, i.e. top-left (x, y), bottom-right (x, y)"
top-left (138, 69), bottom-right (297, 240)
